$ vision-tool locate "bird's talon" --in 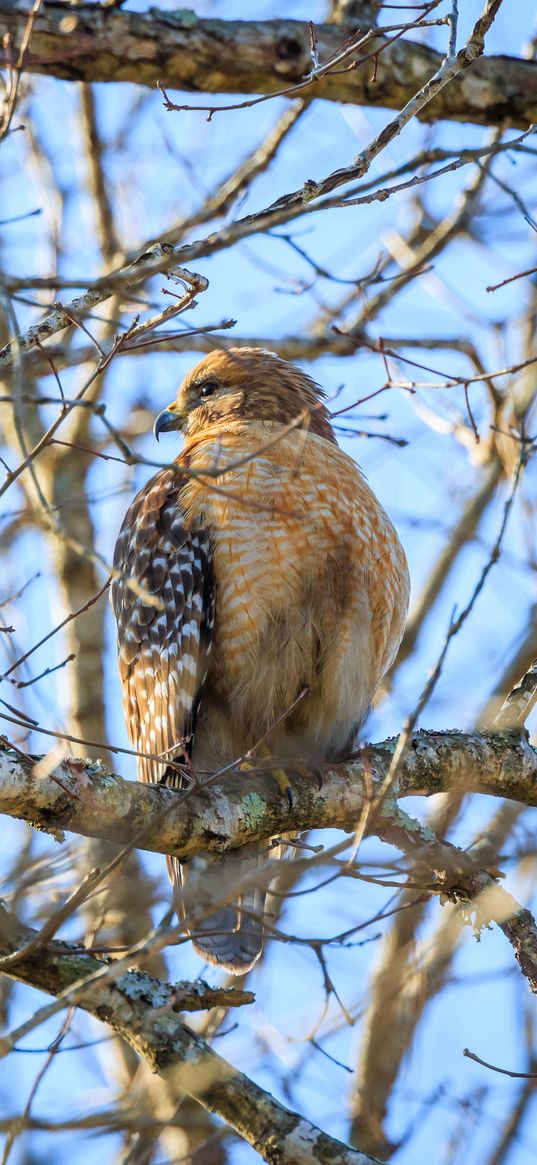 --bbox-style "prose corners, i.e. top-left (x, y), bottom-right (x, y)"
top-left (270, 765), bottom-right (294, 811)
